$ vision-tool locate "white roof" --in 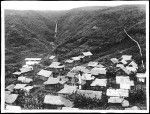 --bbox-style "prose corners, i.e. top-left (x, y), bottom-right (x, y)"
top-left (22, 65), bottom-right (33, 69)
top-left (58, 85), bottom-right (77, 94)
top-left (25, 58), bottom-right (42, 61)
top-left (76, 90), bottom-right (102, 100)
top-left (14, 84), bottom-right (27, 89)
top-left (136, 73), bottom-right (146, 78)
top-left (37, 69), bottom-right (52, 77)
top-left (110, 58), bottom-right (119, 64)
top-left (26, 61), bottom-right (40, 65)
top-left (71, 66), bottom-right (89, 73)
top-left (55, 65), bottom-right (65, 68)
top-left (106, 89), bottom-right (129, 97)
top-left (6, 84), bottom-right (15, 91)
top-left (6, 105), bottom-right (21, 111)
top-left (116, 76), bottom-right (130, 84)
top-left (125, 106), bottom-right (140, 110)
top-left (62, 107), bottom-right (79, 110)
top-left (18, 76), bottom-right (33, 83)
top-left (23, 86), bottom-right (34, 92)
top-left (22, 64), bottom-right (28, 67)
top-left (138, 78), bottom-right (145, 82)
top-left (80, 68), bottom-right (90, 73)
top-left (116, 76), bottom-right (134, 89)
top-left (90, 68), bottom-right (106, 75)
top-left (72, 55), bottom-right (85, 61)
top-left (108, 97), bottom-right (124, 103)
top-left (120, 84), bottom-right (131, 89)
top-left (121, 55), bottom-right (132, 61)
top-left (82, 52), bottom-right (93, 56)
top-left (5, 94), bottom-right (19, 104)
top-left (92, 25), bottom-right (98, 29)
top-left (82, 73), bottom-right (94, 80)
top-left (67, 72), bottom-right (77, 77)
top-left (116, 64), bottom-right (124, 68)
top-left (44, 95), bottom-right (64, 105)
top-left (44, 77), bottom-right (59, 85)
top-left (78, 55), bottom-right (85, 58)
top-left (91, 79), bottom-right (107, 86)
top-left (13, 72), bottom-right (22, 75)
top-left (49, 55), bottom-right (55, 59)
top-left (121, 100), bottom-right (129, 107)
top-left (120, 59), bottom-right (128, 65)
top-left (88, 62), bottom-right (98, 67)
top-left (65, 59), bottom-right (74, 63)
top-left (5, 91), bottom-right (11, 95)
top-left (129, 61), bottom-right (138, 68)
top-left (72, 57), bottom-right (81, 61)
top-left (118, 66), bottom-right (131, 75)
top-left (126, 66), bottom-right (137, 73)
top-left (73, 66), bottom-right (85, 70)
top-left (20, 67), bottom-right (33, 73)
top-left (49, 62), bottom-right (61, 68)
